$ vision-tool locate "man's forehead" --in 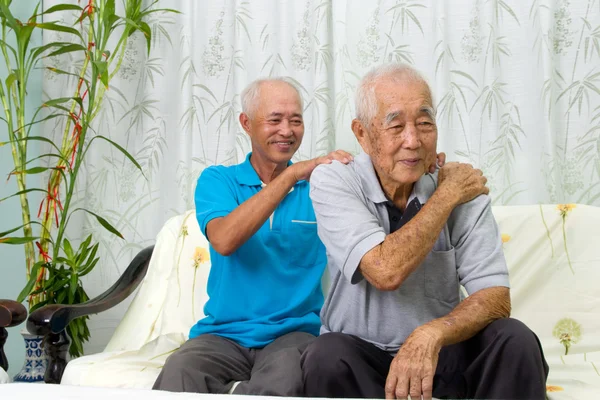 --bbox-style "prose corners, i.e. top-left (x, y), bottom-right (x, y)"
top-left (266, 111), bottom-right (303, 118)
